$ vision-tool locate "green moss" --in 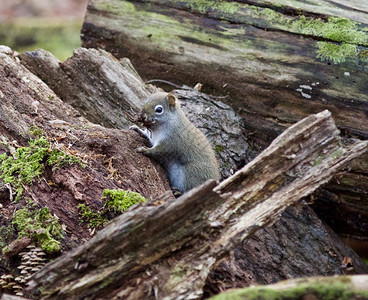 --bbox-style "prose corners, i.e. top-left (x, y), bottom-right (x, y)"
top-left (313, 157), bottom-right (323, 166)
top-left (210, 280), bottom-right (368, 300)
top-left (295, 16), bottom-right (368, 45)
top-left (0, 135), bottom-right (81, 202)
top-left (0, 18), bottom-right (82, 61)
top-left (28, 125), bottom-right (44, 138)
top-left (182, 2), bottom-right (368, 64)
top-left (316, 42), bottom-right (358, 64)
top-left (214, 144), bottom-right (225, 154)
top-left (78, 190), bottom-right (146, 230)
top-left (0, 224), bottom-right (16, 251)
top-left (11, 203), bottom-right (64, 253)
top-left (185, 0), bottom-right (241, 14)
top-left (331, 149), bottom-right (344, 160)
top-left (102, 189), bottom-right (146, 213)
top-left (0, 136), bottom-right (49, 201)
top-left (293, 16), bottom-right (368, 64)
top-left (78, 204), bottom-right (109, 229)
